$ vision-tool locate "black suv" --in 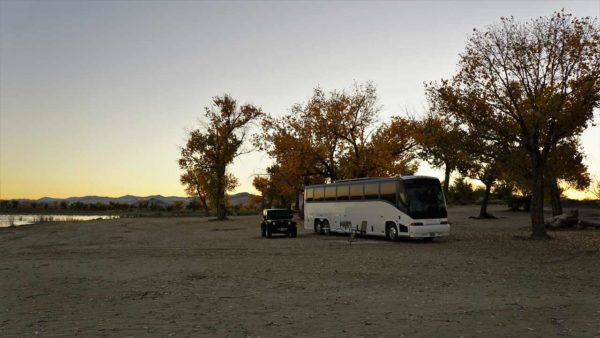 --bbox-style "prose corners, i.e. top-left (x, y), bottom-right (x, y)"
top-left (261, 209), bottom-right (297, 238)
